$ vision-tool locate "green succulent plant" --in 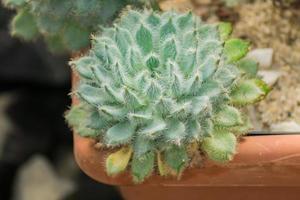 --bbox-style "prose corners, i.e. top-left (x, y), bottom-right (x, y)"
top-left (66, 10), bottom-right (270, 183)
top-left (2, 0), bottom-right (156, 52)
